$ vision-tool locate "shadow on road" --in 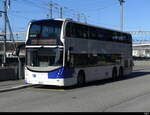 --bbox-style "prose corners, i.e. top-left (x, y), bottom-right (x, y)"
top-left (83, 71), bottom-right (150, 88)
top-left (32, 71), bottom-right (150, 90)
top-left (125, 71), bottom-right (150, 79)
